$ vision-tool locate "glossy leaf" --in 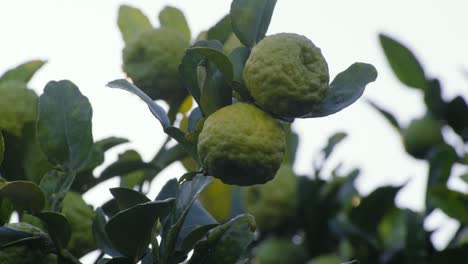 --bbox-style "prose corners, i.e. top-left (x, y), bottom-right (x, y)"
top-left (160, 175), bottom-right (211, 262)
top-left (159, 6), bottom-right (191, 41)
top-left (0, 181), bottom-right (45, 213)
top-left (117, 5), bottom-right (152, 44)
top-left (429, 186), bottom-right (468, 224)
top-left (323, 132), bottom-right (347, 160)
top-left (98, 257), bottom-right (133, 264)
top-left (105, 199), bottom-right (175, 261)
top-left (93, 207), bottom-right (122, 257)
top-left (189, 47), bottom-right (233, 83)
top-left (110, 187), bottom-right (150, 211)
top-left (207, 15), bottom-right (233, 44)
top-left (0, 226), bottom-right (42, 248)
top-left (426, 145), bottom-right (458, 213)
top-left (284, 126), bottom-right (299, 165)
top-left (229, 46), bottom-right (251, 101)
top-left (156, 179), bottom-right (179, 201)
top-left (107, 79), bottom-right (170, 128)
top-left (230, 0), bottom-right (278, 47)
top-left (424, 79), bottom-right (446, 119)
top-left (301, 63), bottom-right (378, 118)
top-left (37, 80), bottom-right (93, 170)
top-left (379, 34), bottom-right (427, 89)
top-left (188, 107), bottom-right (204, 133)
top-left (100, 160), bottom-right (155, 180)
top-left (176, 200), bottom-right (218, 253)
top-left (0, 60), bottom-right (46, 85)
top-left (349, 185), bottom-right (401, 234)
top-left (404, 210), bottom-right (428, 263)
top-left (40, 169), bottom-right (75, 212)
top-left (367, 100), bottom-right (401, 131)
top-left (118, 150), bottom-right (146, 189)
top-left (37, 211), bottom-right (71, 249)
top-left (189, 214), bottom-right (256, 264)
